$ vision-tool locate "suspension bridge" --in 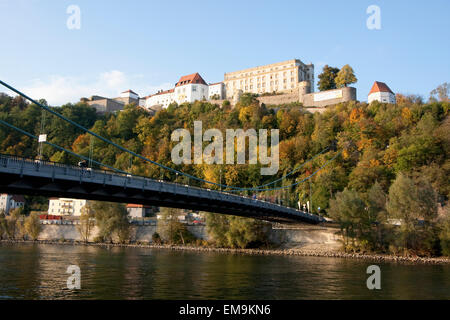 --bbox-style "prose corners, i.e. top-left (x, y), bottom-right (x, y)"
top-left (0, 79), bottom-right (340, 224)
